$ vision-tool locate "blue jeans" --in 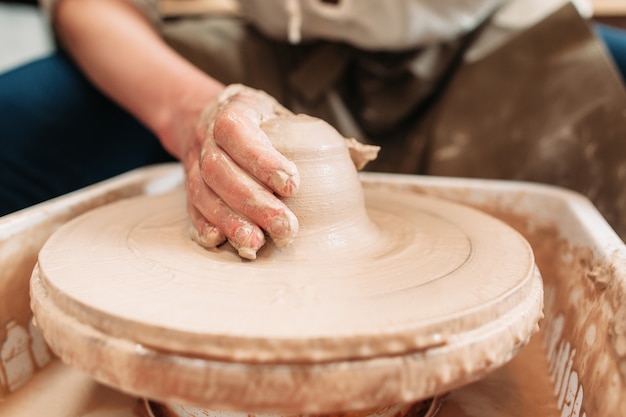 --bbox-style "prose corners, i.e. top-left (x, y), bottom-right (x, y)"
top-left (595, 23), bottom-right (626, 82)
top-left (0, 53), bottom-right (174, 216)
